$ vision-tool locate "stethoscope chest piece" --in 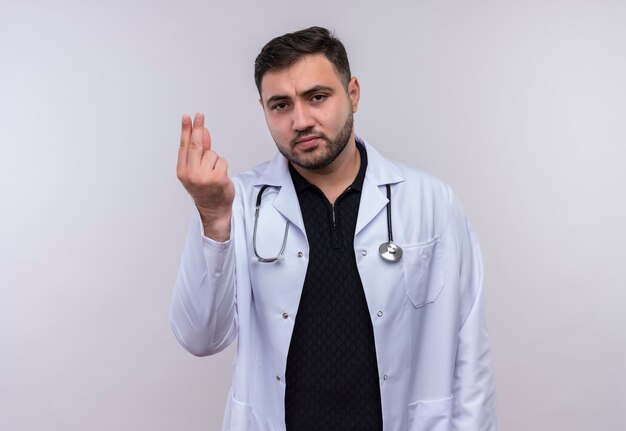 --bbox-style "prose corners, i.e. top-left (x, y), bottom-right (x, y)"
top-left (379, 241), bottom-right (403, 262)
